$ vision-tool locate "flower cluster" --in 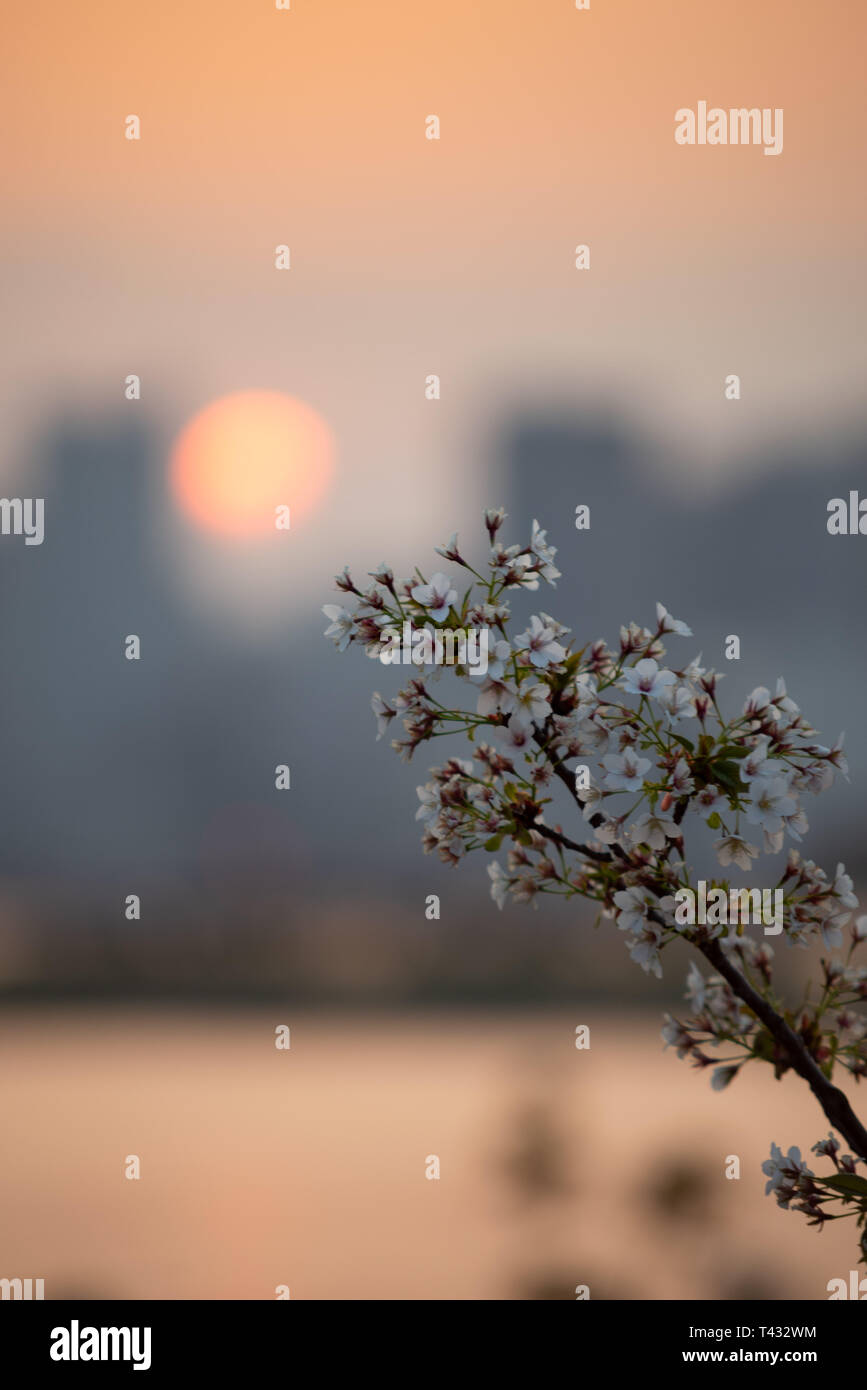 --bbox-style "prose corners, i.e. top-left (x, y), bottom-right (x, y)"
top-left (664, 919), bottom-right (867, 1086)
top-left (761, 1137), bottom-right (867, 1259)
top-left (324, 508), bottom-right (867, 1260)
